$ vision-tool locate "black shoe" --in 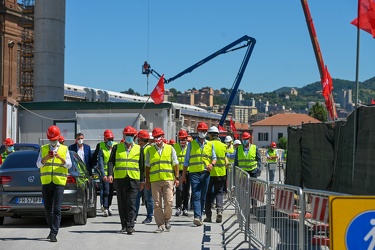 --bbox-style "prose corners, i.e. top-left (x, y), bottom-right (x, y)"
top-left (203, 217), bottom-right (212, 222)
top-left (120, 228), bottom-right (126, 233)
top-left (47, 233), bottom-right (51, 239)
top-left (126, 228), bottom-right (135, 235)
top-left (49, 234), bottom-right (57, 242)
